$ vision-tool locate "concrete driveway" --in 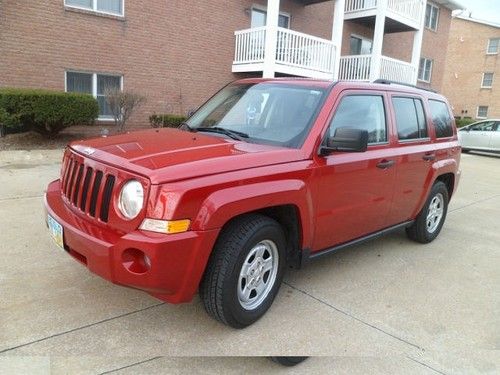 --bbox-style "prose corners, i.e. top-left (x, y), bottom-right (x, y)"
top-left (0, 150), bottom-right (498, 374)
